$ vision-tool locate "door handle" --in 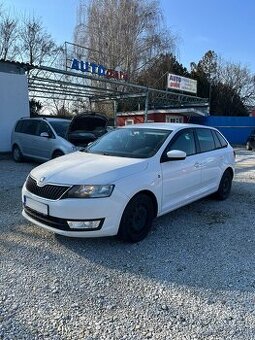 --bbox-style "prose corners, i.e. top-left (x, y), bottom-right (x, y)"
top-left (194, 162), bottom-right (201, 168)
